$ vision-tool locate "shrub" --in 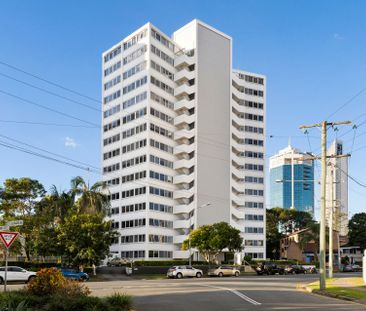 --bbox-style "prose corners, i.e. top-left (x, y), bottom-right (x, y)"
top-left (27, 268), bottom-right (90, 297)
top-left (104, 293), bottom-right (133, 311)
